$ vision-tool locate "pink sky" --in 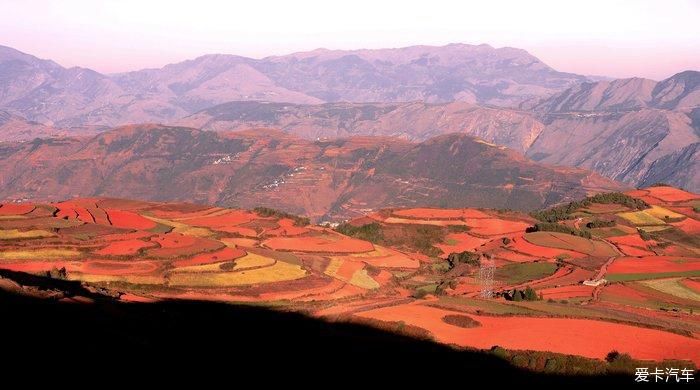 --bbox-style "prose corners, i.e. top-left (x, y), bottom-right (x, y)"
top-left (1, 0), bottom-right (698, 80)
